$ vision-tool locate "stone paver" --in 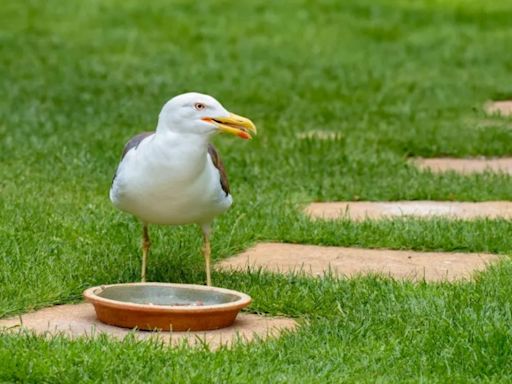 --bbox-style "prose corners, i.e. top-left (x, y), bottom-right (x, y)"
top-left (412, 157), bottom-right (512, 174)
top-left (0, 303), bottom-right (297, 349)
top-left (217, 243), bottom-right (499, 282)
top-left (305, 201), bottom-right (512, 221)
top-left (485, 101), bottom-right (512, 117)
